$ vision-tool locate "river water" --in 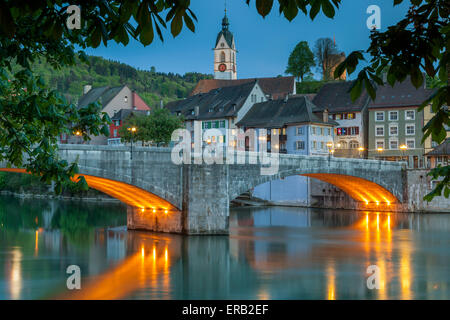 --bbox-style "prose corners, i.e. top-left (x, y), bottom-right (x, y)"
top-left (0, 195), bottom-right (449, 300)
